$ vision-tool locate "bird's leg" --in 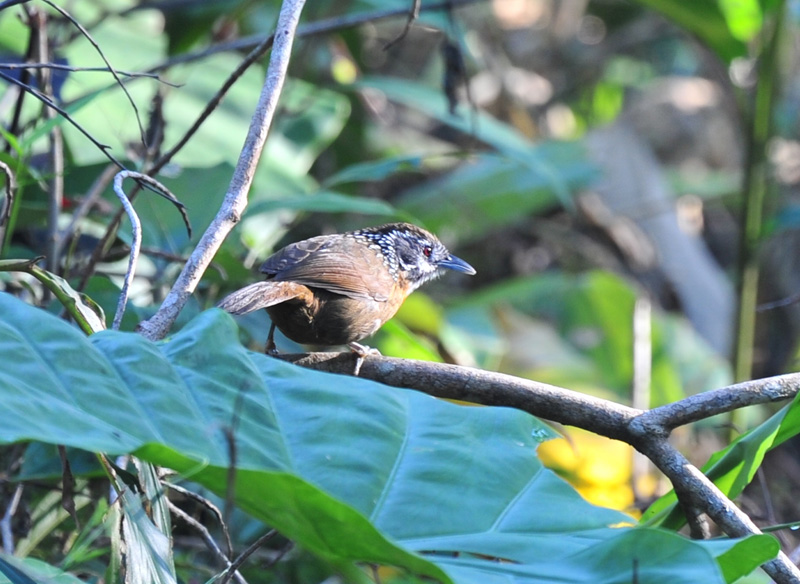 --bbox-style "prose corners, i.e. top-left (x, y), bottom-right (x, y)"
top-left (348, 342), bottom-right (381, 376)
top-left (265, 322), bottom-right (278, 355)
